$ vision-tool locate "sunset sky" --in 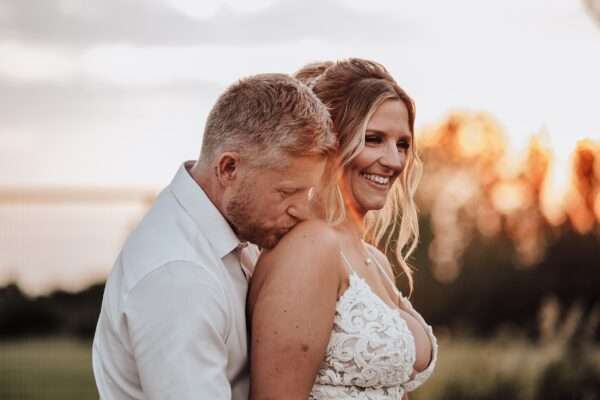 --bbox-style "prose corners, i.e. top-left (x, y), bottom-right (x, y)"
top-left (2, 0), bottom-right (599, 189)
top-left (1, 0), bottom-right (600, 295)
